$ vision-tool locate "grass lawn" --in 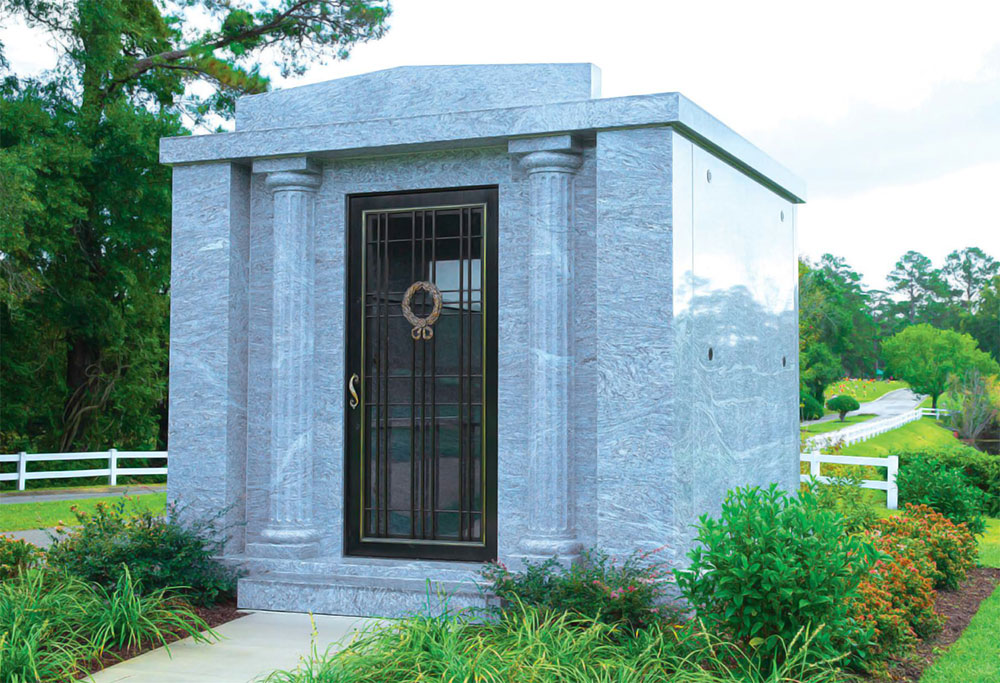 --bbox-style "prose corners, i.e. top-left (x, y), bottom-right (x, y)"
top-left (823, 378), bottom-right (906, 403)
top-left (919, 582), bottom-right (1000, 682)
top-left (839, 417), bottom-right (961, 457)
top-left (978, 517), bottom-right (1000, 569)
top-left (800, 413), bottom-right (877, 438)
top-left (0, 493), bottom-right (166, 532)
